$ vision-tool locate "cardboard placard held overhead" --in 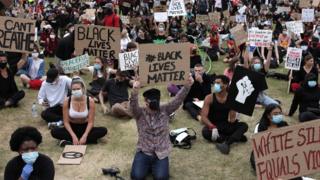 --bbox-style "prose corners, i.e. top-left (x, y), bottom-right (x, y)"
top-left (139, 43), bottom-right (190, 86)
top-left (230, 24), bottom-right (248, 45)
top-left (58, 145), bottom-right (87, 165)
top-left (0, 16), bottom-right (36, 53)
top-left (74, 24), bottom-right (120, 60)
top-left (302, 8), bottom-right (315, 22)
top-left (285, 21), bottom-right (304, 35)
top-left (130, 17), bottom-right (141, 26)
top-left (248, 29), bottom-right (272, 47)
top-left (119, 50), bottom-right (139, 71)
top-left (312, 0), bottom-right (320, 7)
top-left (61, 54), bottom-right (90, 74)
top-left (291, 13), bottom-right (302, 20)
top-left (300, 0), bottom-right (311, 8)
top-left (252, 119), bottom-right (320, 180)
top-left (275, 6), bottom-right (291, 14)
top-left (120, 16), bottom-right (130, 24)
top-left (154, 12), bottom-right (168, 22)
top-left (196, 15), bottom-right (210, 24)
top-left (167, 0), bottom-right (187, 17)
top-left (285, 47), bottom-right (303, 71)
